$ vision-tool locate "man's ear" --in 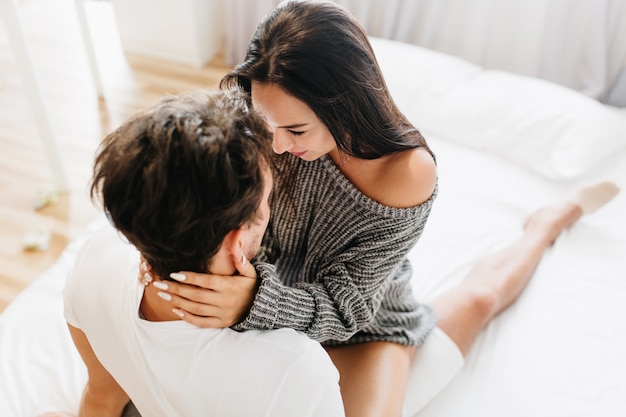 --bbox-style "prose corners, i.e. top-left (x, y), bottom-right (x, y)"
top-left (223, 227), bottom-right (246, 263)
